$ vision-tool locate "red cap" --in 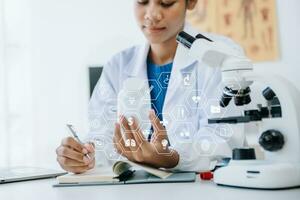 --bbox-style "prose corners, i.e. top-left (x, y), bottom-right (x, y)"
top-left (200, 172), bottom-right (213, 180)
